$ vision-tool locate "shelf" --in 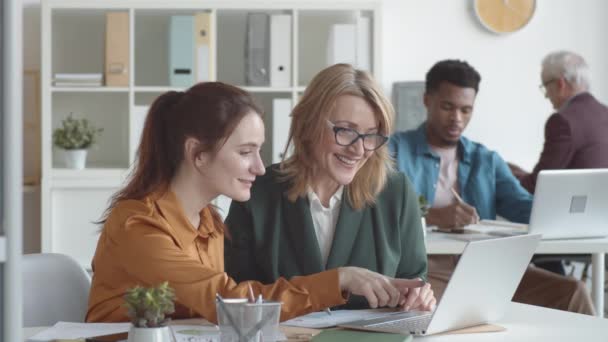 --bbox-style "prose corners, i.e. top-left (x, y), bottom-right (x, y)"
top-left (51, 86), bottom-right (129, 92)
top-left (52, 92), bottom-right (130, 169)
top-left (52, 10), bottom-right (107, 77)
top-left (298, 9), bottom-right (374, 86)
top-left (51, 167), bottom-right (129, 179)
